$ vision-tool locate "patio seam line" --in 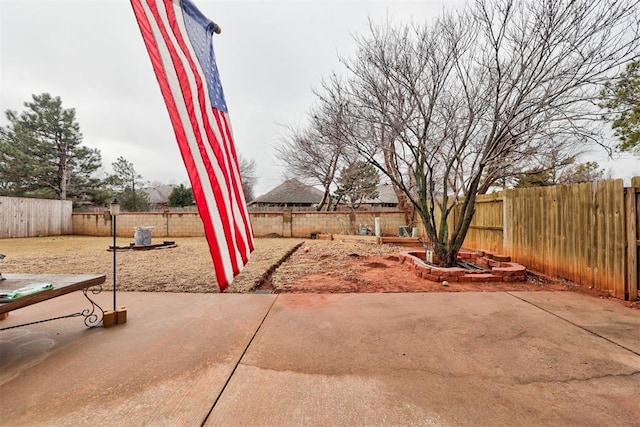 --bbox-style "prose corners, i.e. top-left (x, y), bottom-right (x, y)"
top-left (200, 294), bottom-right (280, 426)
top-left (507, 292), bottom-right (640, 357)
